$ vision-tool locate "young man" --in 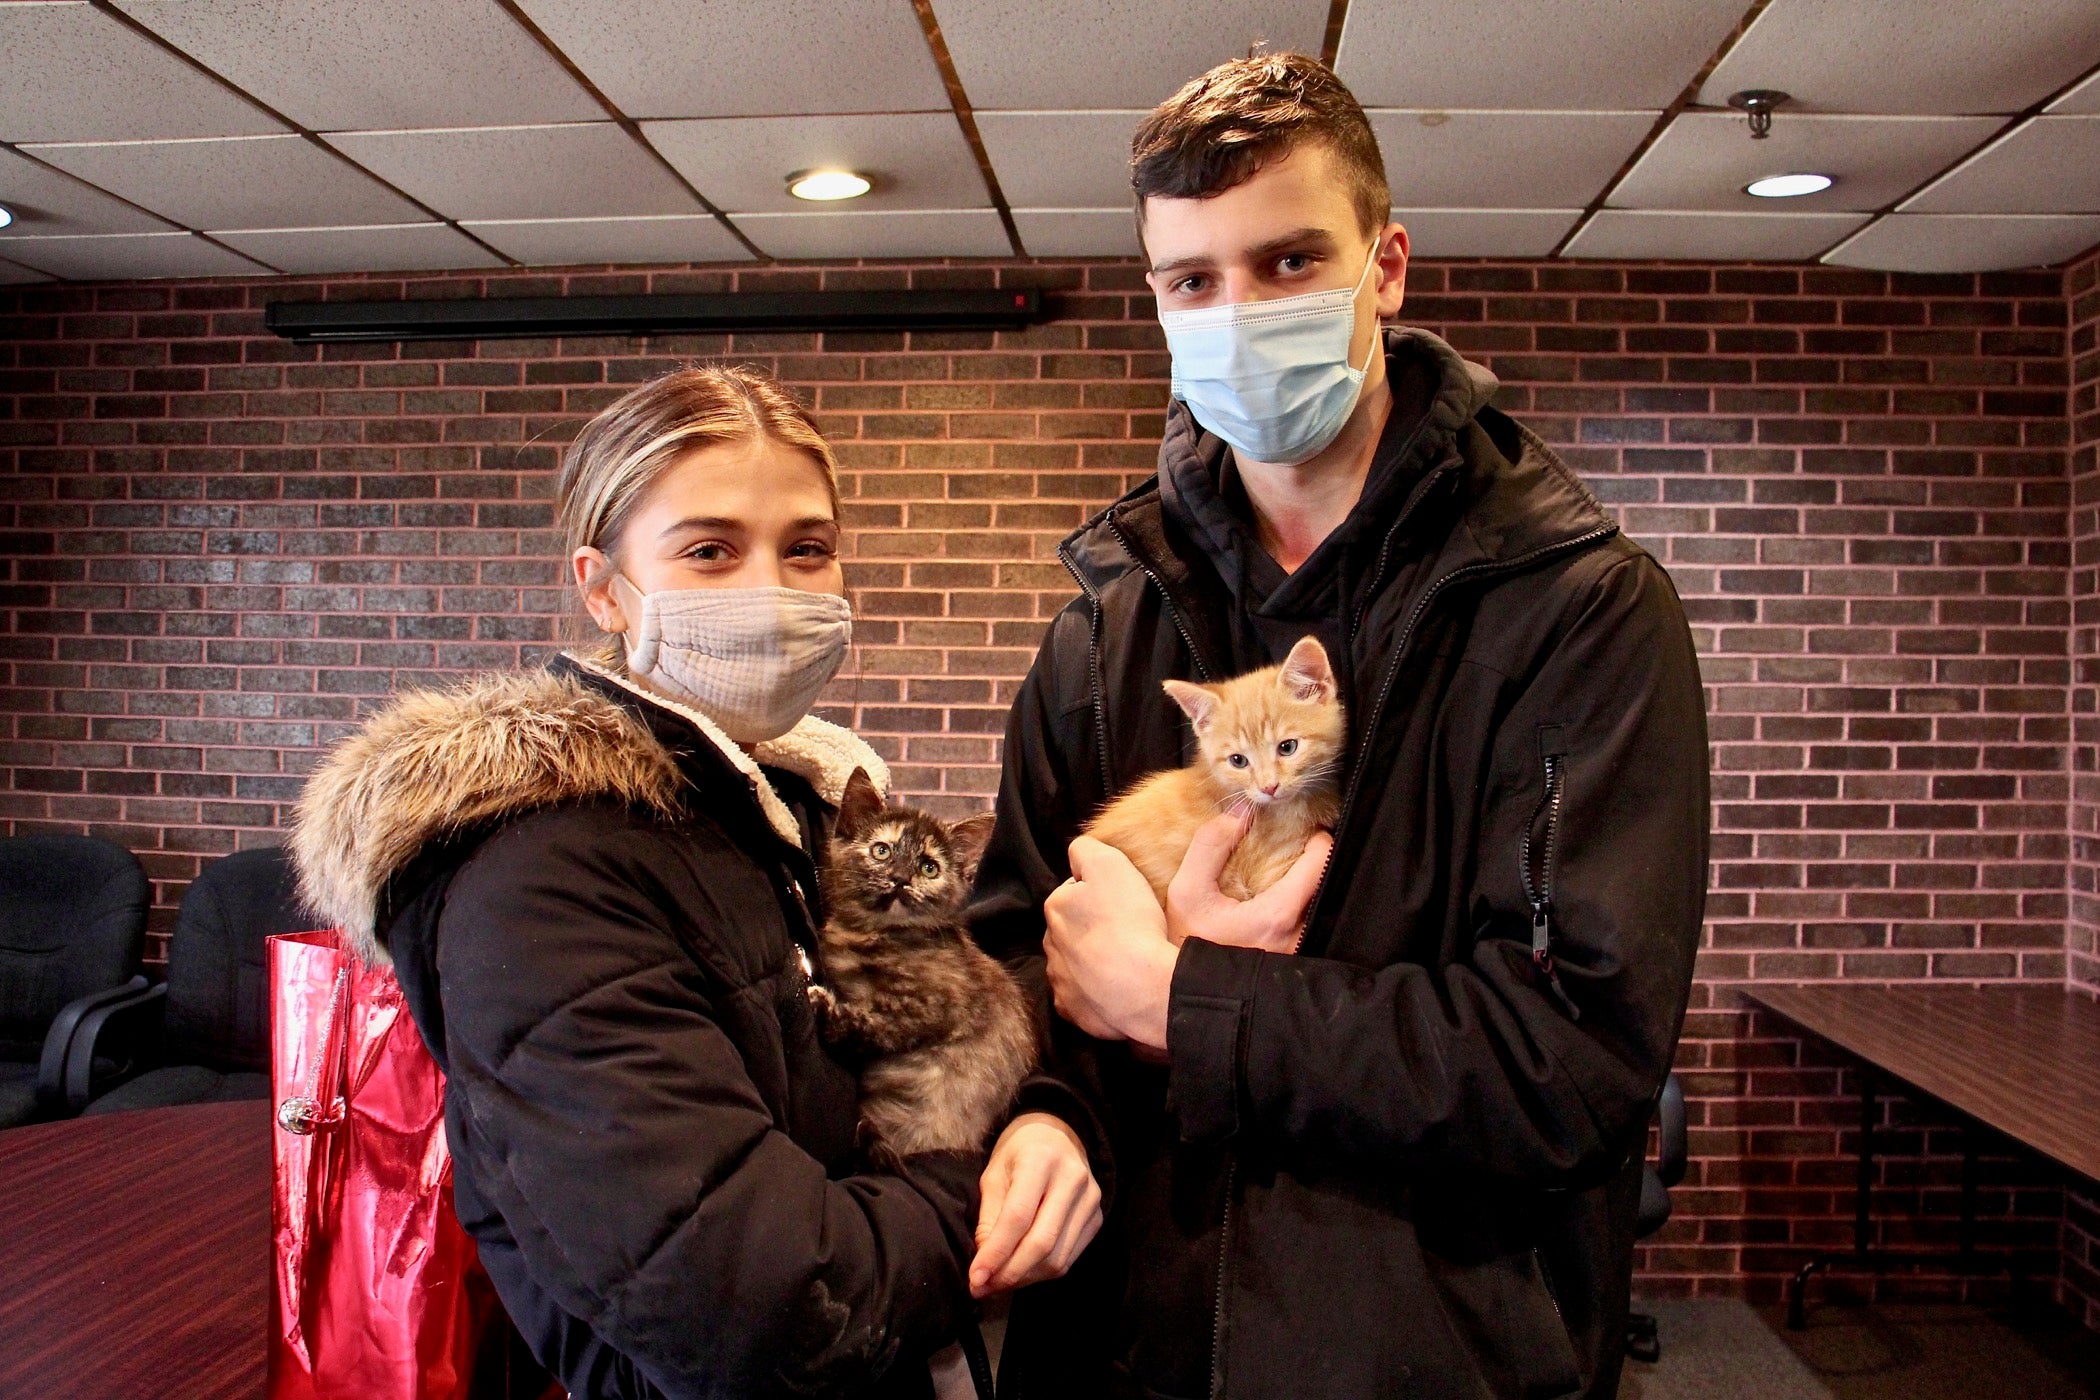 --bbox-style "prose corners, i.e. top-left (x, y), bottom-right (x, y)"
top-left (968, 52), bottom-right (1711, 1400)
